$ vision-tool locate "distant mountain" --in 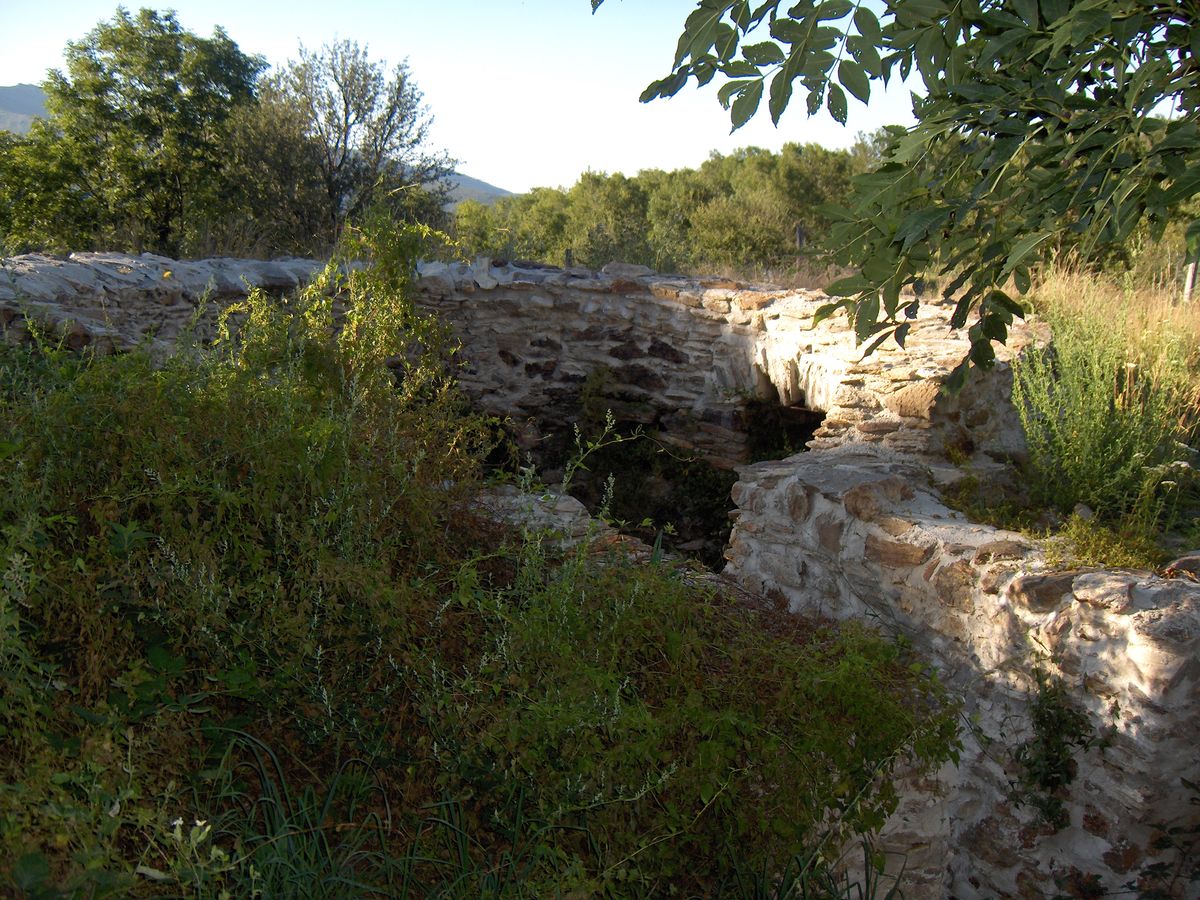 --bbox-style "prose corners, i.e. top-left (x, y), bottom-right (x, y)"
top-left (0, 84), bottom-right (47, 134)
top-left (445, 172), bottom-right (514, 208)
